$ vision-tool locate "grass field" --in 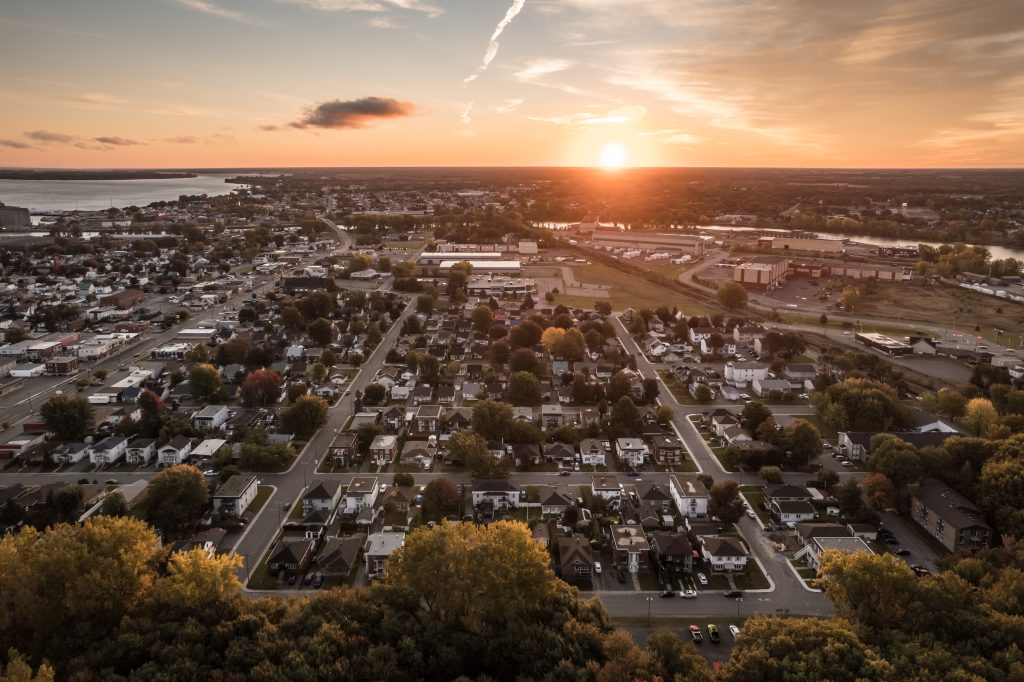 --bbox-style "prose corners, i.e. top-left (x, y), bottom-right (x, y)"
top-left (246, 485), bottom-right (274, 516)
top-left (556, 261), bottom-right (712, 315)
